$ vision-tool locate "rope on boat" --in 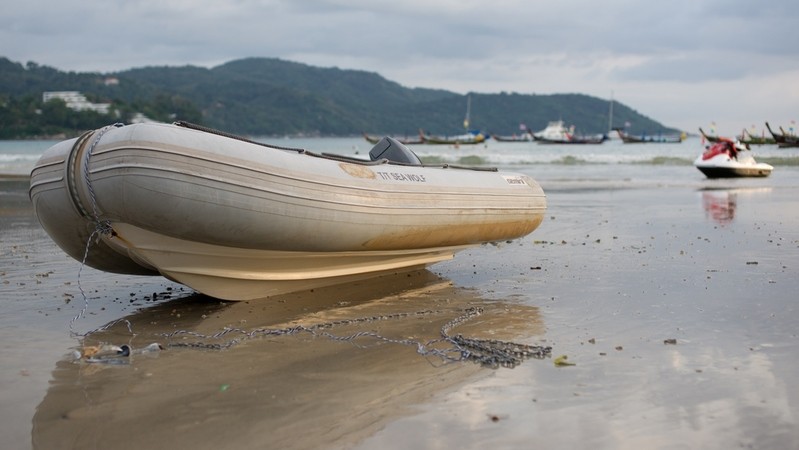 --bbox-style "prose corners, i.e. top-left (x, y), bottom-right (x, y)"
top-left (70, 123), bottom-right (126, 337)
top-left (82, 123), bottom-right (122, 231)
